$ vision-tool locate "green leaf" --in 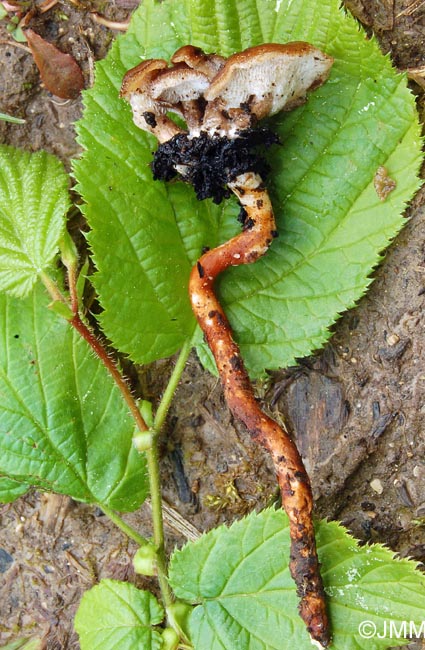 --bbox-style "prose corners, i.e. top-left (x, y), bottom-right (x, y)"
top-left (74, 0), bottom-right (422, 375)
top-left (74, 579), bottom-right (164, 650)
top-left (0, 284), bottom-right (148, 510)
top-left (0, 146), bottom-right (70, 297)
top-left (169, 509), bottom-right (425, 650)
top-left (0, 476), bottom-right (30, 503)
